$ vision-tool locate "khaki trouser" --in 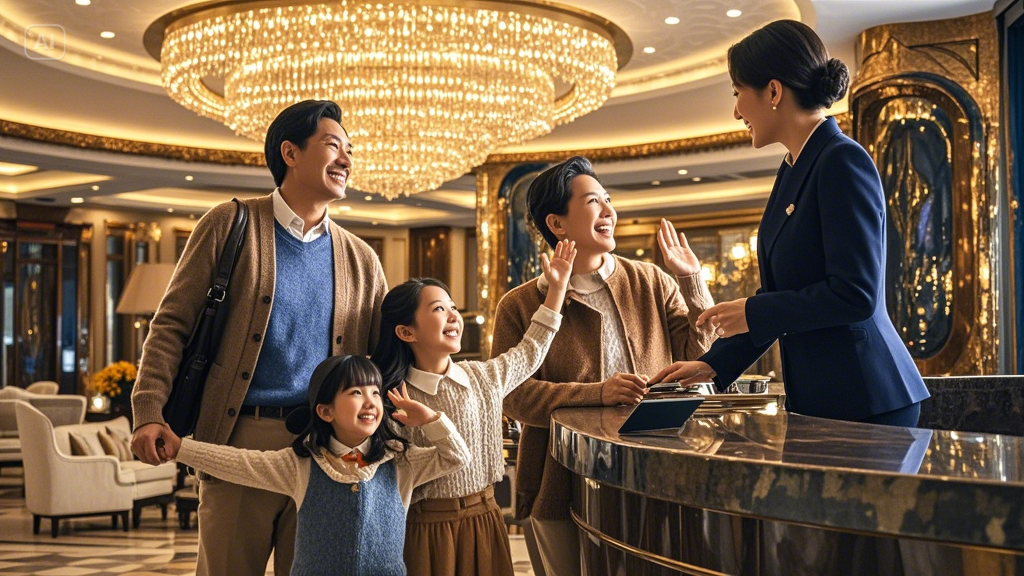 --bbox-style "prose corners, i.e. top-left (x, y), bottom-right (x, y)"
top-left (525, 516), bottom-right (581, 576)
top-left (196, 416), bottom-right (297, 576)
